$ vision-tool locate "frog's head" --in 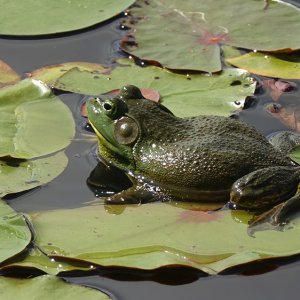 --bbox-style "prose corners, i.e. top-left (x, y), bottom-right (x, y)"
top-left (87, 85), bottom-right (174, 171)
